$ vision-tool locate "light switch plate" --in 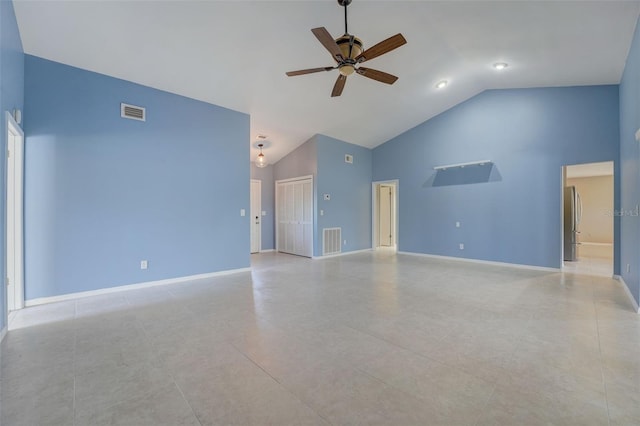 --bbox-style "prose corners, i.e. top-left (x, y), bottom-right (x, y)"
top-left (262, 211), bottom-right (266, 216)
top-left (635, 128), bottom-right (640, 142)
top-left (240, 209), bottom-right (246, 216)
